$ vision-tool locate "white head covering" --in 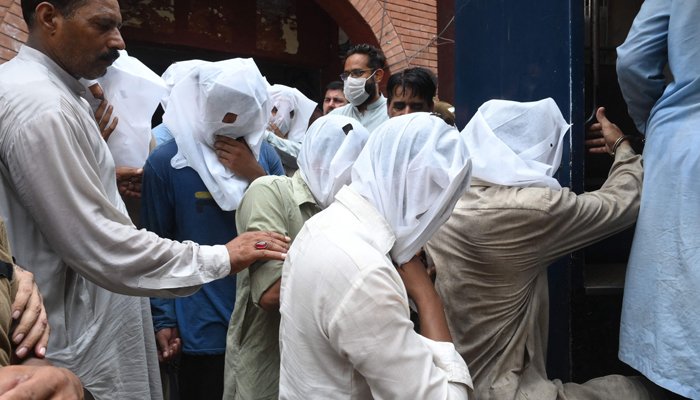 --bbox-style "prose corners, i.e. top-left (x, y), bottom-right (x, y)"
top-left (160, 59), bottom-right (207, 110)
top-left (297, 115), bottom-right (370, 208)
top-left (163, 58), bottom-right (271, 211)
top-left (267, 84), bottom-right (317, 142)
top-left (81, 50), bottom-right (168, 167)
top-left (462, 98), bottom-right (570, 189)
top-left (350, 113), bottom-right (472, 264)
